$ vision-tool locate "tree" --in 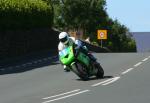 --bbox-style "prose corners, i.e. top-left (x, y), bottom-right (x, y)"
top-left (106, 19), bottom-right (136, 52)
top-left (56, 0), bottom-right (107, 33)
top-left (48, 0), bottom-right (137, 52)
